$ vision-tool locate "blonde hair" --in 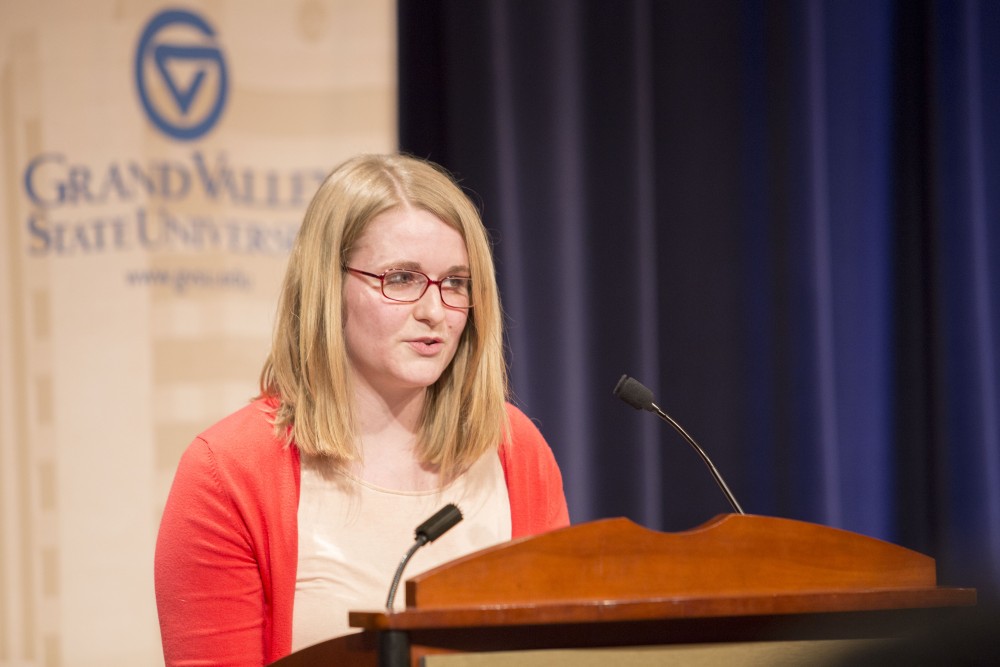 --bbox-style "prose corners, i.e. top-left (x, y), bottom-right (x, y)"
top-left (259, 154), bottom-right (509, 477)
